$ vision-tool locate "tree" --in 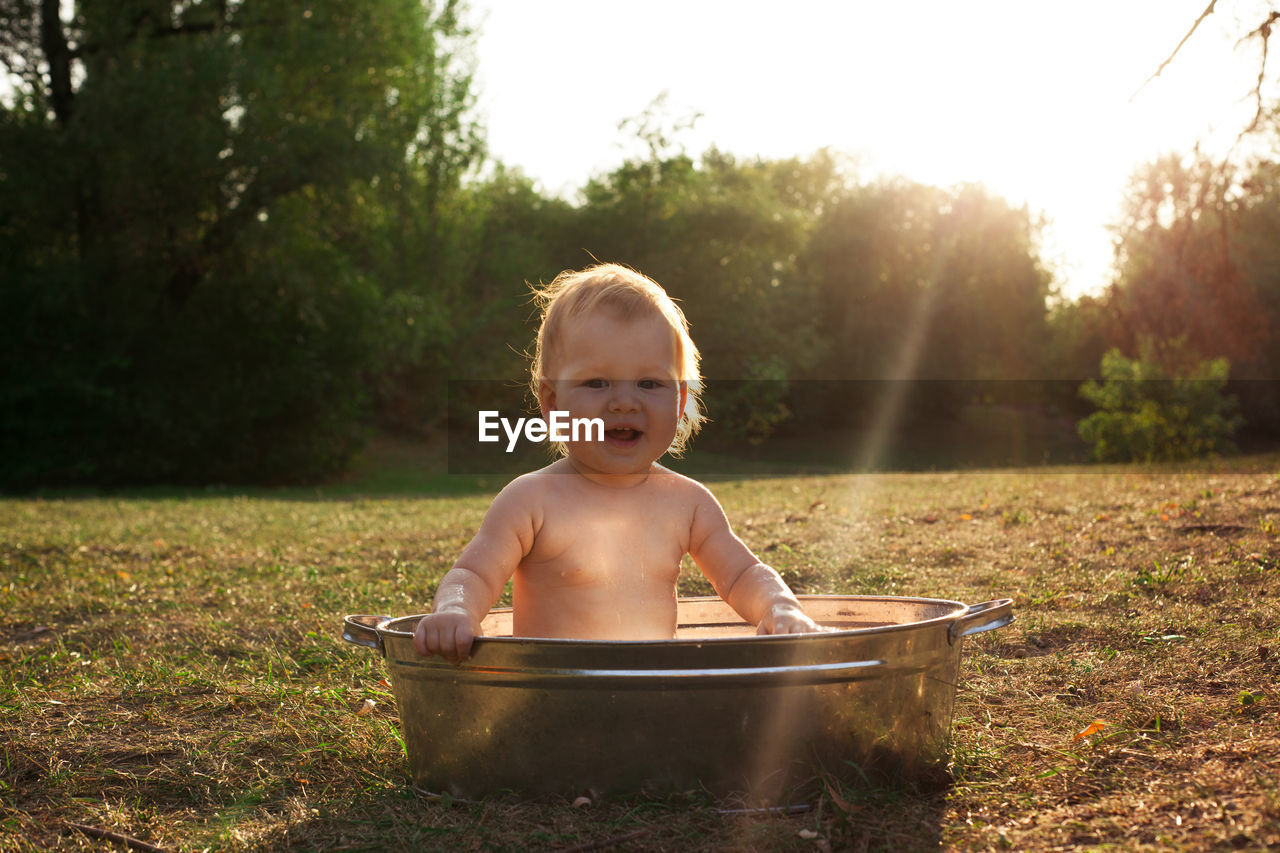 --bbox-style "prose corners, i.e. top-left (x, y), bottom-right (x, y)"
top-left (1084, 0), bottom-right (1280, 441)
top-left (805, 179), bottom-right (1052, 426)
top-left (0, 0), bottom-right (482, 486)
top-left (375, 165), bottom-right (578, 434)
top-left (572, 147), bottom-right (843, 442)
top-left (1098, 147), bottom-right (1280, 436)
top-left (1105, 153), bottom-right (1270, 372)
